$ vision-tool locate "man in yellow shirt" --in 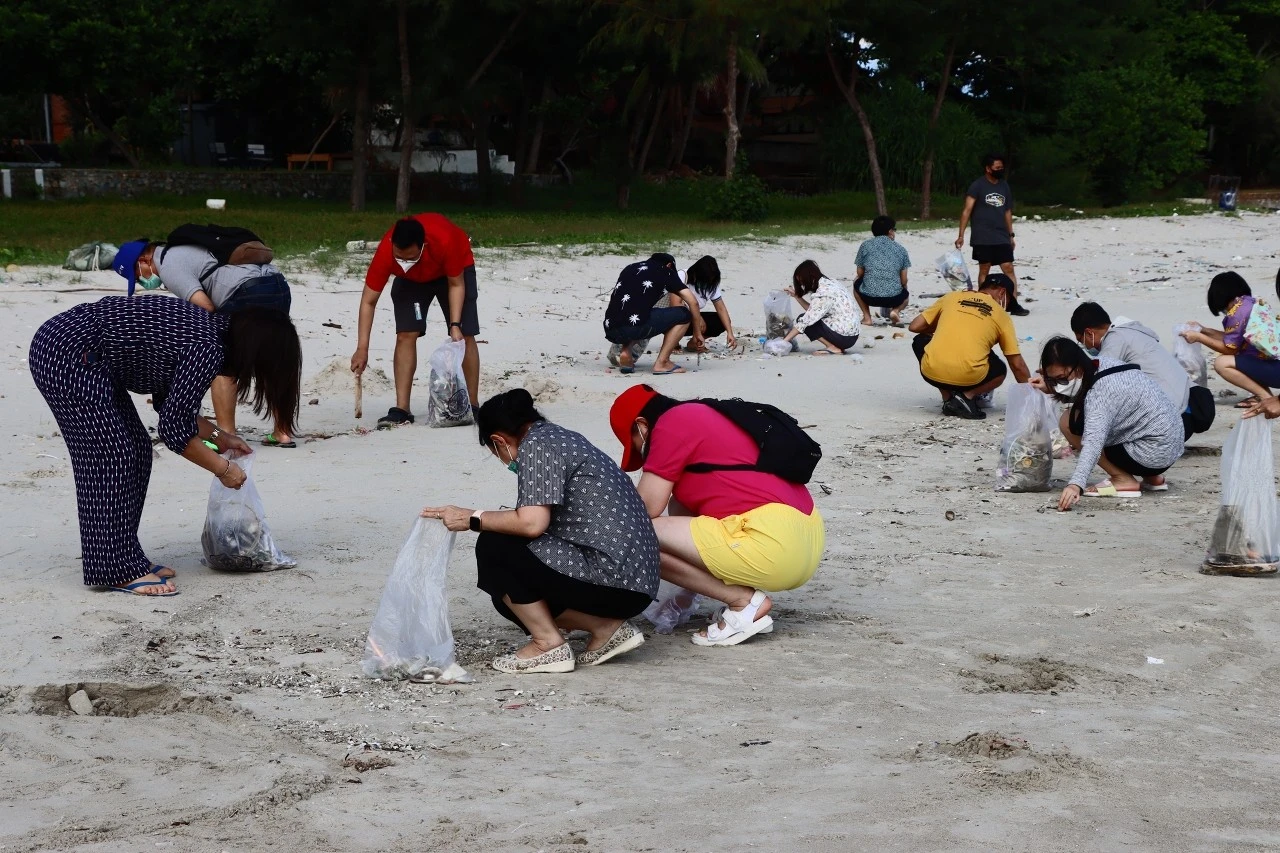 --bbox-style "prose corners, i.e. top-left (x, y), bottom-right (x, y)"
top-left (908, 282), bottom-right (1031, 419)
